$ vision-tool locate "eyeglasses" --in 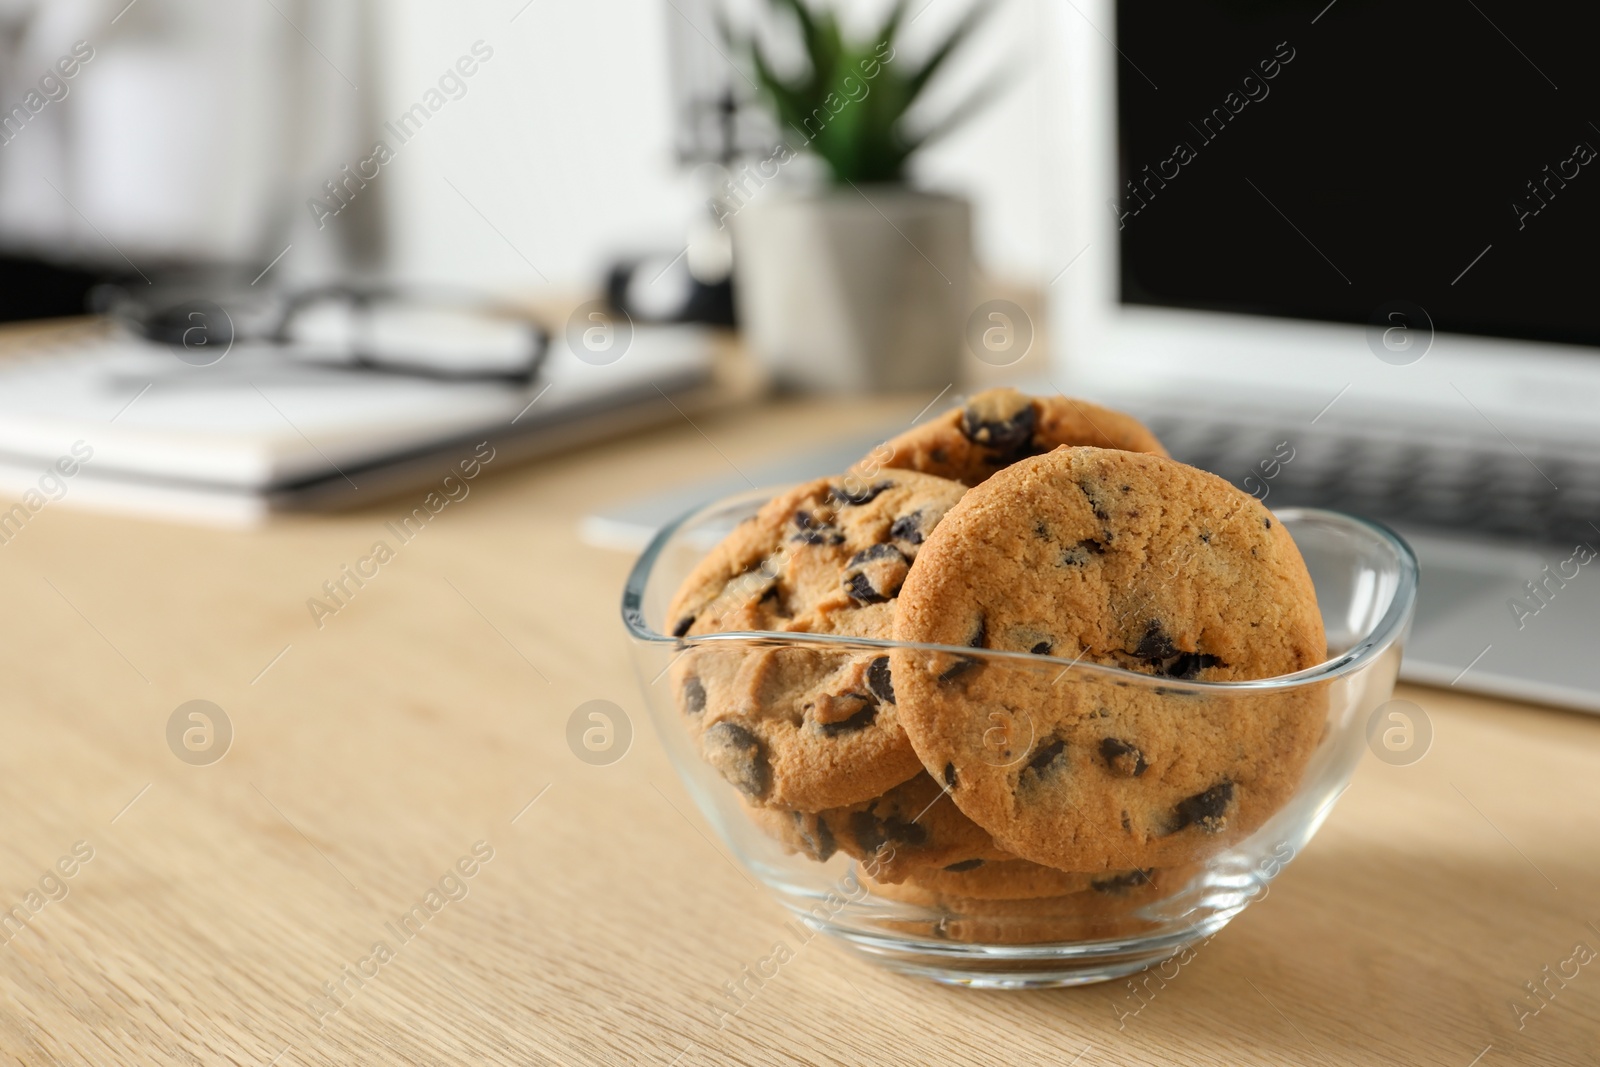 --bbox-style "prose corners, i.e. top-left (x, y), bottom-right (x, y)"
top-left (95, 282), bottom-right (551, 384)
